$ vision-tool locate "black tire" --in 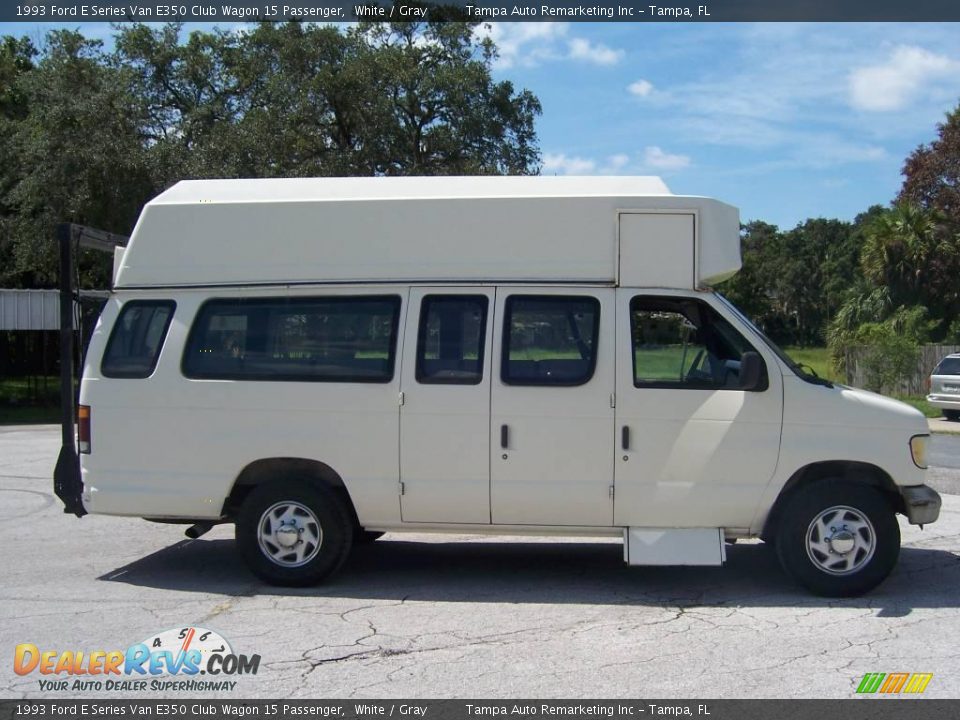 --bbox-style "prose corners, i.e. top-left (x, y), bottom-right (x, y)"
top-left (236, 480), bottom-right (353, 587)
top-left (945, 409), bottom-right (960, 421)
top-left (775, 480), bottom-right (900, 597)
top-left (355, 530), bottom-right (385, 544)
